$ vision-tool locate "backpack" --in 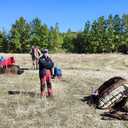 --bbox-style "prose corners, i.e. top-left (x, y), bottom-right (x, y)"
top-left (97, 77), bottom-right (128, 109)
top-left (39, 56), bottom-right (54, 69)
